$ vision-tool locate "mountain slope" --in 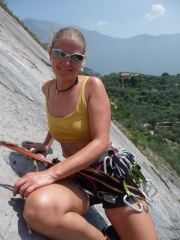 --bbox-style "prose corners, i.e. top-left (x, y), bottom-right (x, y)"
top-left (23, 18), bottom-right (180, 76)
